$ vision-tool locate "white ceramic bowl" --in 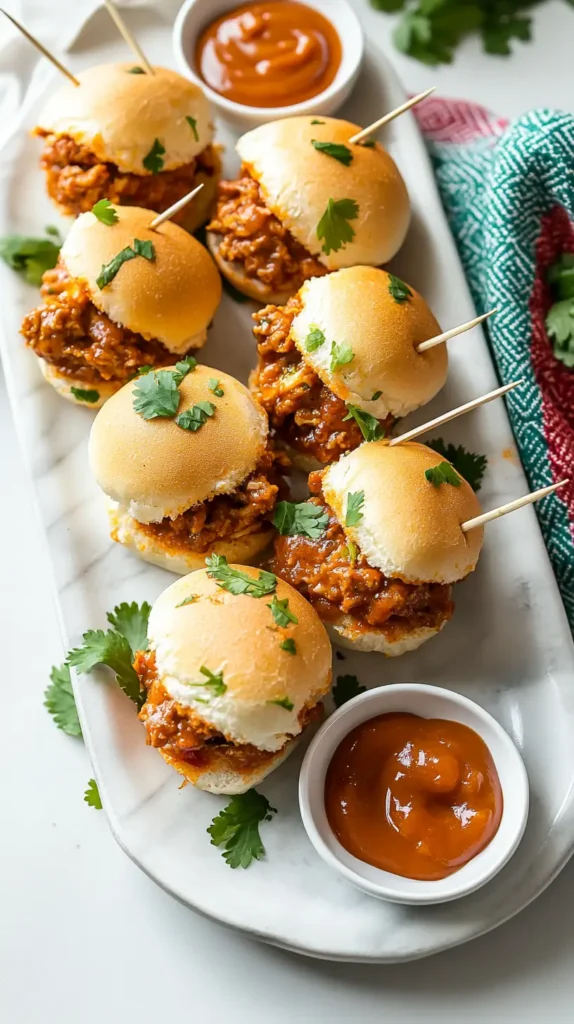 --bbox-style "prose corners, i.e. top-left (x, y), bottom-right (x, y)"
top-left (299, 683), bottom-right (529, 905)
top-left (173, 0), bottom-right (364, 129)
